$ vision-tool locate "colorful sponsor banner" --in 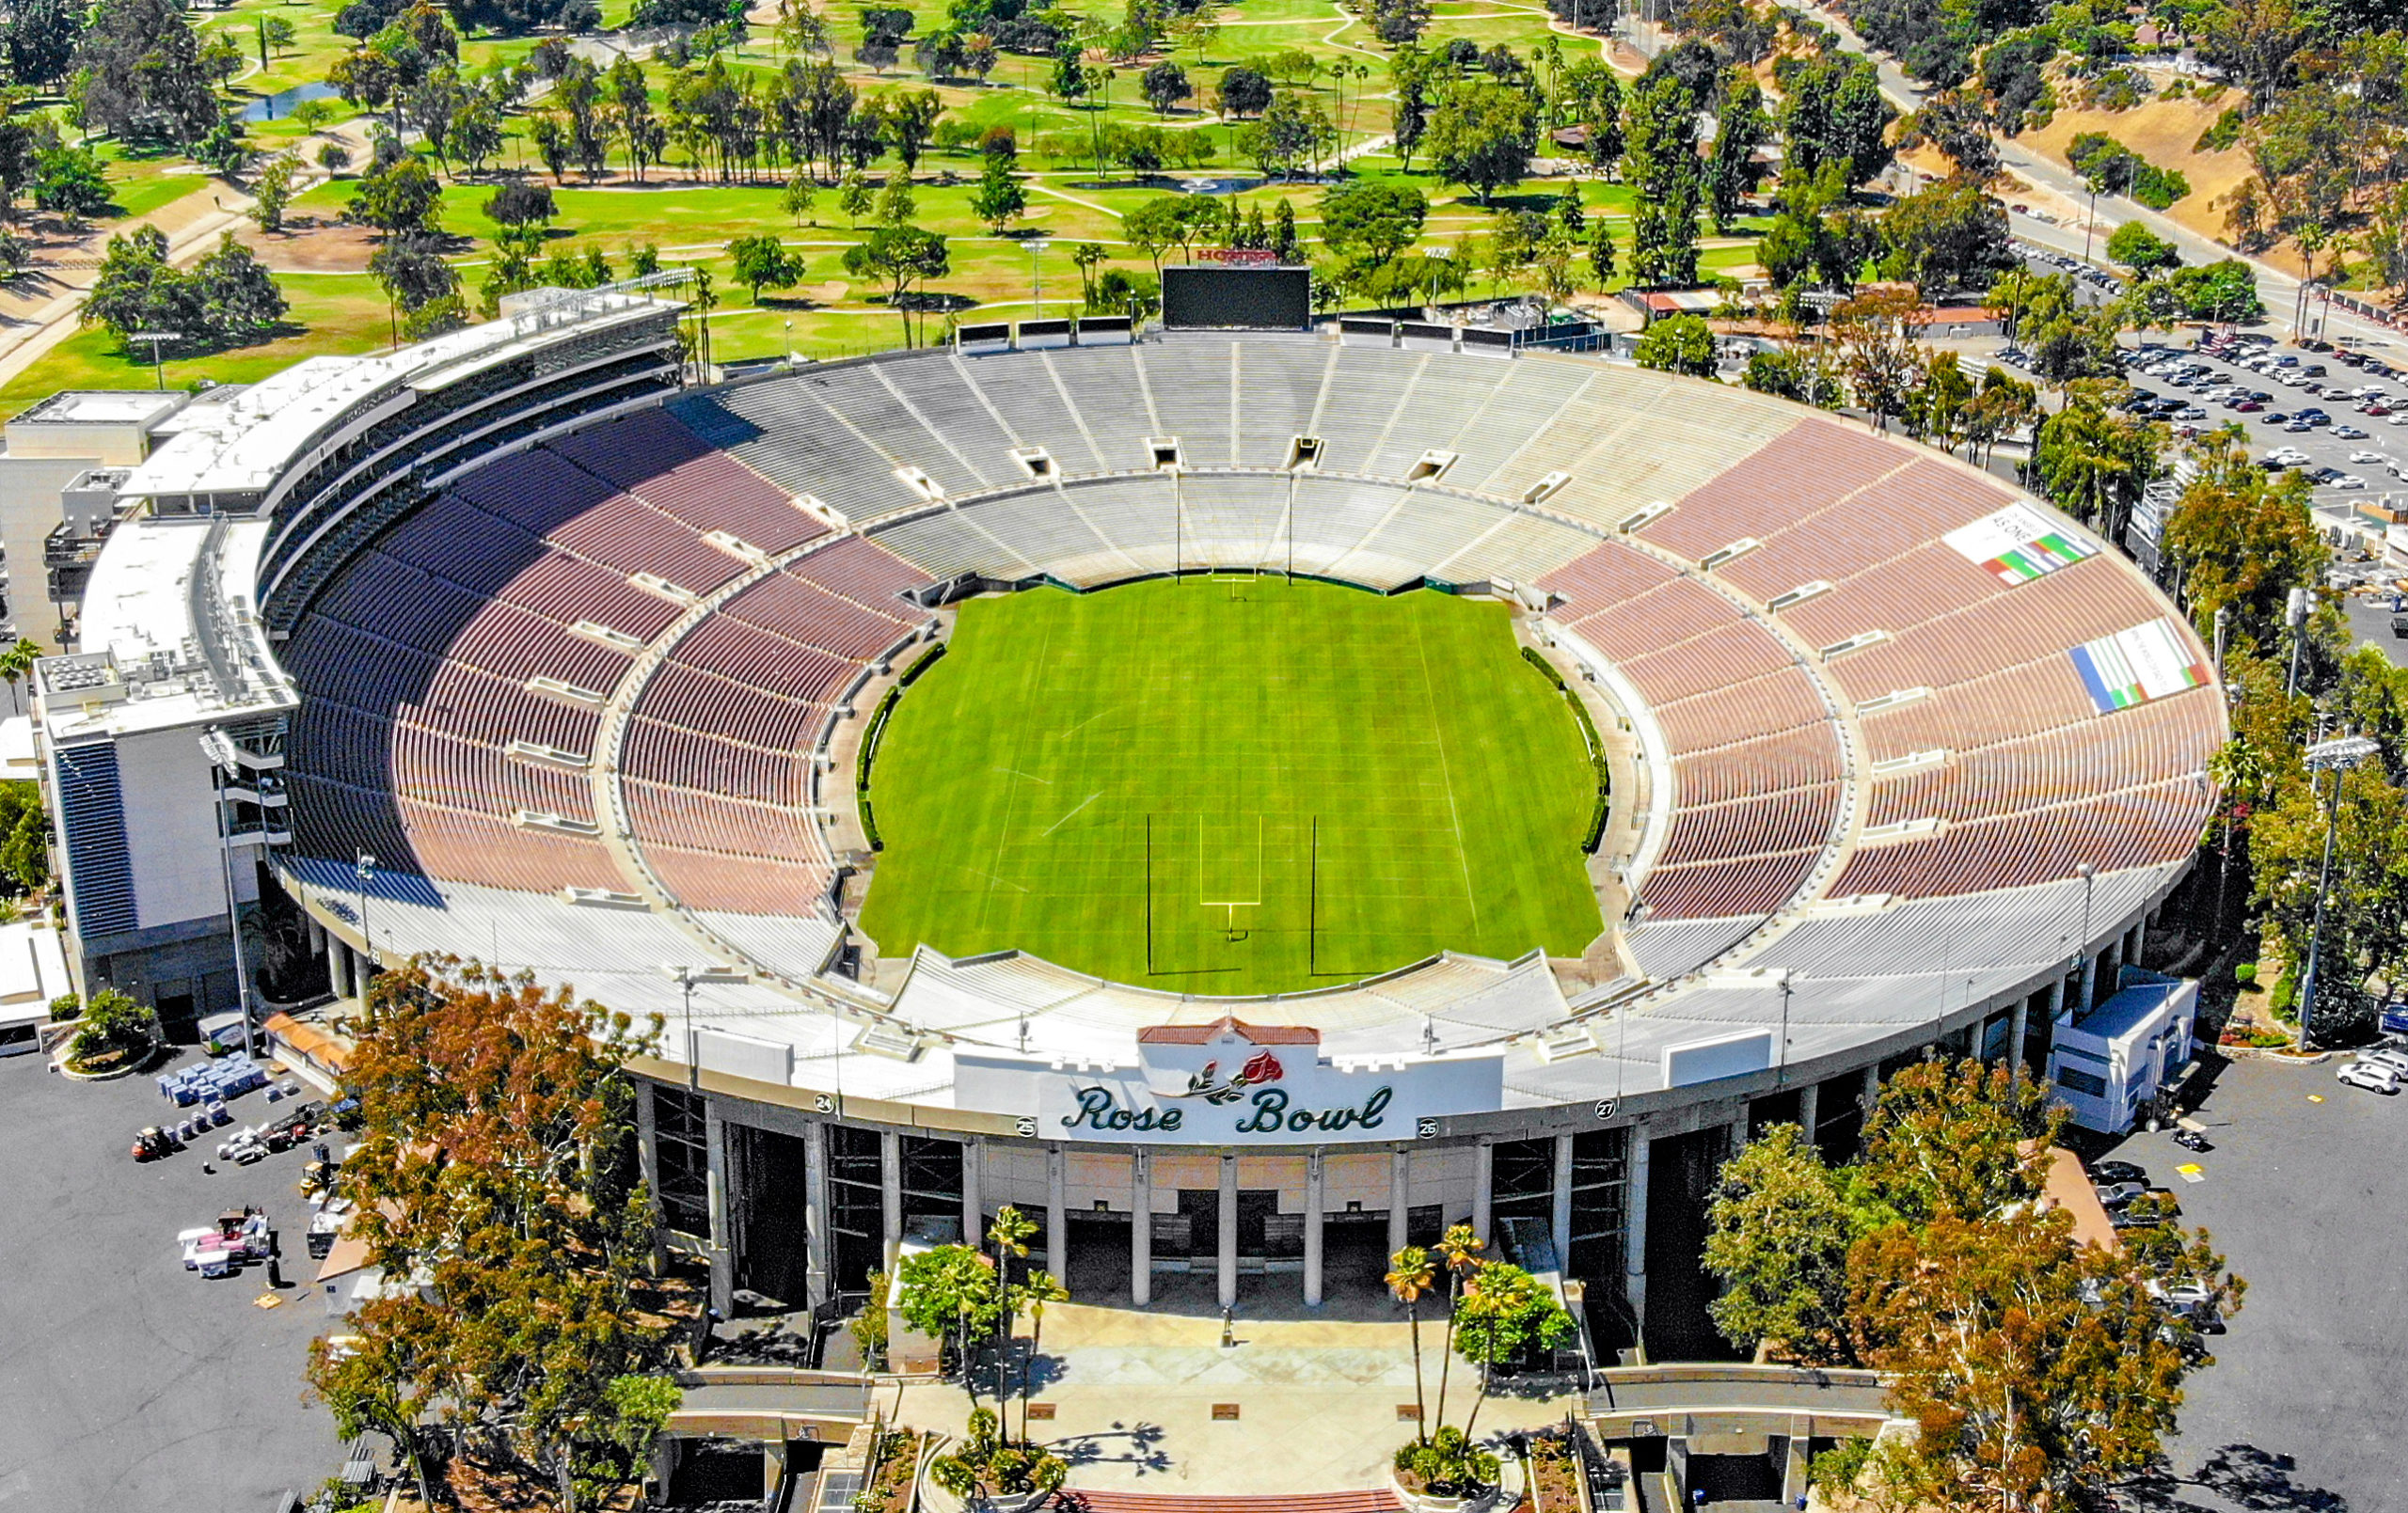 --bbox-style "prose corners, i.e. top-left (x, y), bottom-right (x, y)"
top-left (2070, 618), bottom-right (2212, 714)
top-left (1943, 503), bottom-right (2099, 585)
